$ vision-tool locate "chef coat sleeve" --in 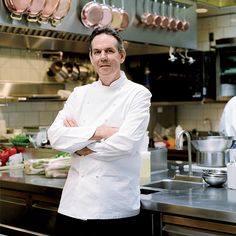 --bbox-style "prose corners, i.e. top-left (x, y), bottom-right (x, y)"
top-left (219, 96), bottom-right (236, 138)
top-left (47, 88), bottom-right (96, 154)
top-left (87, 89), bottom-right (152, 161)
